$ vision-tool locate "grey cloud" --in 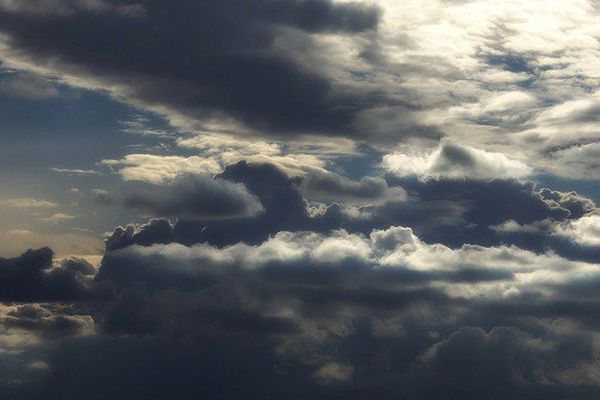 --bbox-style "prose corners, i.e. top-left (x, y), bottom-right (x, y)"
top-left (0, 71), bottom-right (60, 99)
top-left (5, 223), bottom-right (600, 399)
top-left (382, 140), bottom-right (531, 180)
top-left (27, 226), bottom-right (600, 399)
top-left (105, 218), bottom-right (175, 252)
top-left (59, 256), bottom-right (96, 276)
top-left (92, 189), bottom-right (114, 205)
top-left (538, 188), bottom-right (597, 219)
top-left (413, 326), bottom-right (599, 399)
top-left (0, 0), bottom-right (381, 137)
top-left (0, 247), bottom-right (112, 301)
top-left (300, 171), bottom-right (406, 205)
top-left (104, 162), bottom-right (598, 264)
top-left (0, 0), bottom-right (112, 16)
top-left (124, 174), bottom-right (264, 220)
top-left (2, 304), bottom-right (91, 338)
